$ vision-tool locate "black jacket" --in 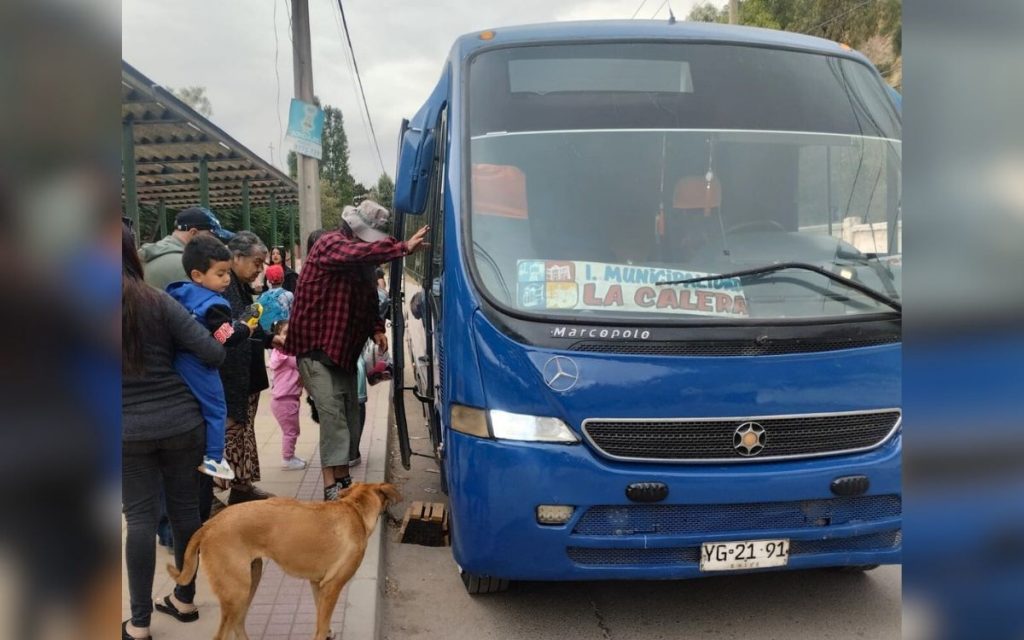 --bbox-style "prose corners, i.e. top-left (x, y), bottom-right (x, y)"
top-left (123, 290), bottom-right (225, 441)
top-left (219, 271), bottom-right (272, 422)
